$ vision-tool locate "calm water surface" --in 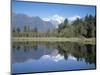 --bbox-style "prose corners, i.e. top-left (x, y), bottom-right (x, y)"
top-left (11, 42), bottom-right (96, 74)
